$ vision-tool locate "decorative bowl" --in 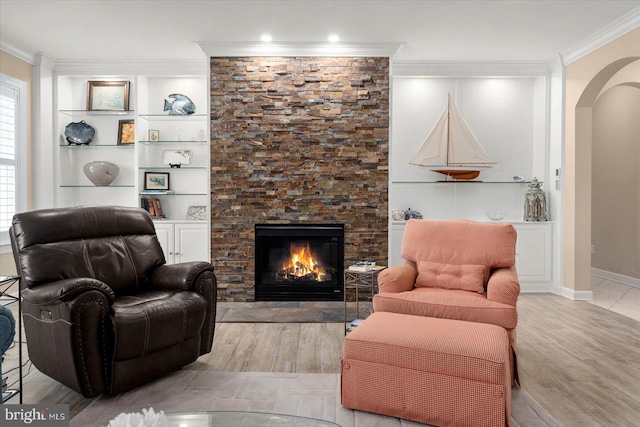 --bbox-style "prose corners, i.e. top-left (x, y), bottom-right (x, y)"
top-left (486, 211), bottom-right (506, 221)
top-left (83, 161), bottom-right (119, 186)
top-left (65, 120), bottom-right (95, 145)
